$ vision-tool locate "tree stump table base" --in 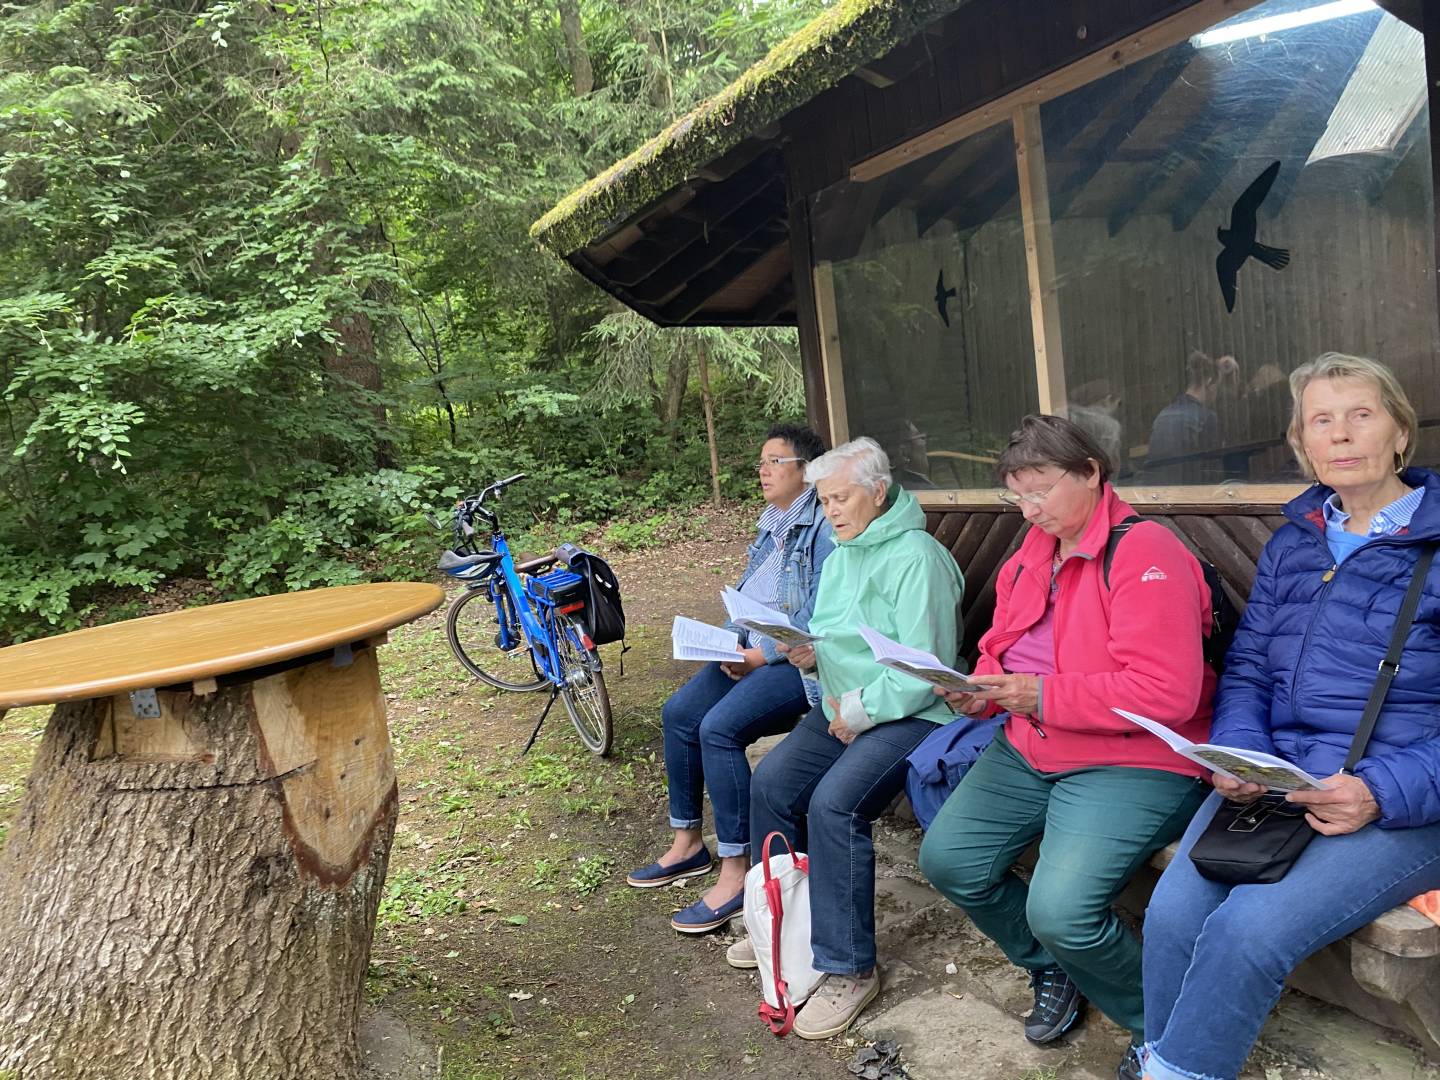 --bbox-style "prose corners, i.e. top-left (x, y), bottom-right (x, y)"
top-left (0, 645), bottom-right (398, 1079)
